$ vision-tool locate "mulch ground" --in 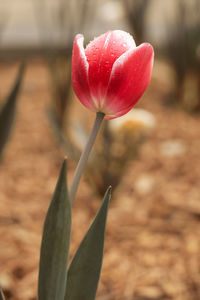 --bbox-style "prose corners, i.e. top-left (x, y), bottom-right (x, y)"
top-left (0, 60), bottom-right (200, 300)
